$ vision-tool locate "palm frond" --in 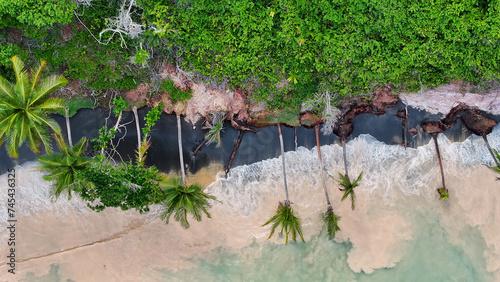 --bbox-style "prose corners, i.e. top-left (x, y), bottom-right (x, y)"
top-left (12, 56), bottom-right (28, 102)
top-left (29, 60), bottom-right (47, 95)
top-left (135, 139), bottom-right (151, 166)
top-left (437, 188), bottom-right (449, 200)
top-left (262, 202), bottom-right (305, 244)
top-left (335, 172), bottom-right (362, 210)
top-left (160, 181), bottom-right (216, 229)
top-left (324, 208), bottom-right (341, 239)
top-left (29, 75), bottom-right (68, 107)
top-left (34, 97), bottom-right (64, 112)
top-left (38, 136), bottom-right (91, 198)
top-left (0, 75), bottom-right (16, 100)
top-left (204, 120), bottom-right (223, 147)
